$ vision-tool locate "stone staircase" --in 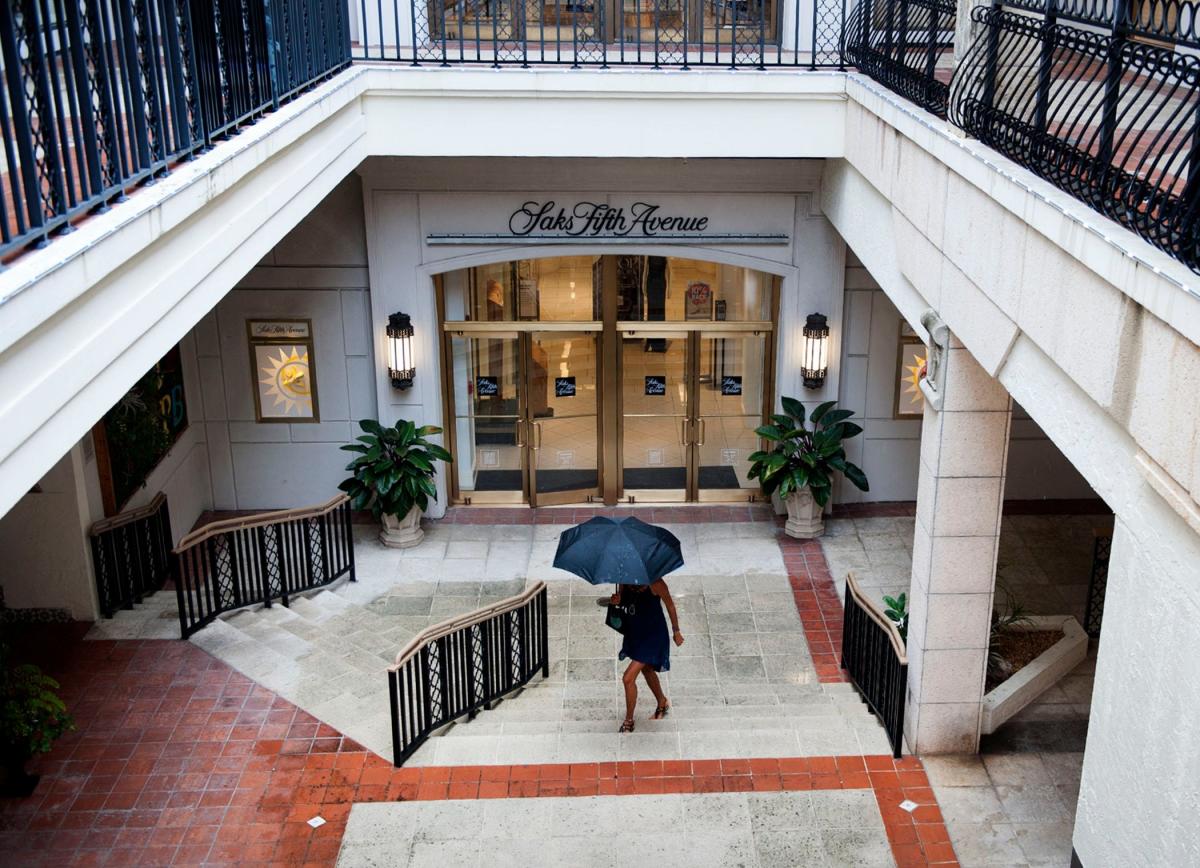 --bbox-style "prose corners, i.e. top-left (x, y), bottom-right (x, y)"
top-left (188, 584), bottom-right (423, 760)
